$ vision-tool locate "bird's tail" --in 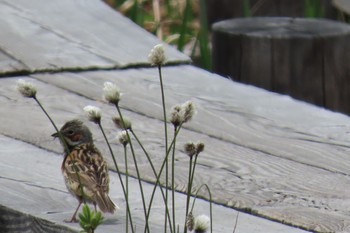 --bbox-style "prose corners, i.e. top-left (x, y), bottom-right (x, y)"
top-left (95, 191), bottom-right (118, 213)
